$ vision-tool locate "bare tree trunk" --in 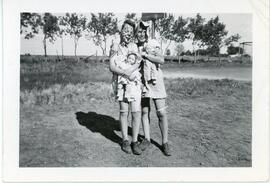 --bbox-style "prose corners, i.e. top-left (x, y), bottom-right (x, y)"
top-left (218, 53), bottom-right (221, 66)
top-left (192, 44), bottom-right (196, 64)
top-left (104, 39), bottom-right (107, 57)
top-left (74, 38), bottom-right (79, 62)
top-left (100, 46), bottom-right (105, 57)
top-left (218, 46), bottom-right (221, 66)
top-left (43, 35), bottom-right (47, 57)
top-left (197, 49), bottom-right (200, 62)
top-left (194, 50), bottom-right (197, 64)
top-left (61, 36), bottom-right (64, 60)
